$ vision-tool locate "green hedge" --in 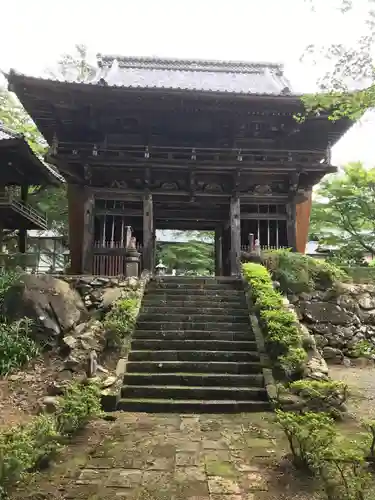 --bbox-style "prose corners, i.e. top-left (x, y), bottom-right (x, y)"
top-left (341, 266), bottom-right (375, 284)
top-left (243, 262), bottom-right (306, 378)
